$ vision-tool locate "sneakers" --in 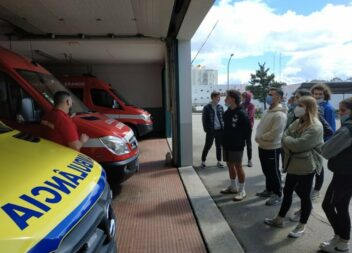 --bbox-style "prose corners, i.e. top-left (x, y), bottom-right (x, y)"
top-left (217, 162), bottom-right (225, 168)
top-left (333, 241), bottom-right (349, 252)
top-left (256, 189), bottom-right (273, 198)
top-left (265, 195), bottom-right (282, 206)
top-left (233, 191), bottom-right (246, 201)
top-left (264, 216), bottom-right (284, 228)
top-left (289, 209), bottom-right (301, 222)
top-left (288, 224), bottom-right (305, 238)
top-left (319, 235), bottom-right (344, 252)
top-left (220, 185), bottom-right (239, 194)
top-left (248, 160), bottom-right (253, 167)
top-left (201, 161), bottom-right (225, 169)
top-left (311, 190), bottom-right (320, 201)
